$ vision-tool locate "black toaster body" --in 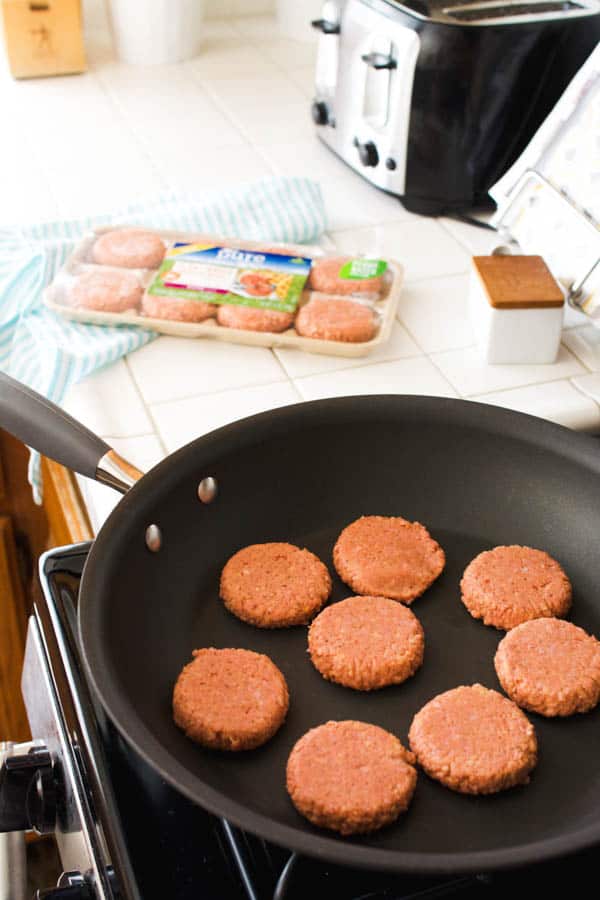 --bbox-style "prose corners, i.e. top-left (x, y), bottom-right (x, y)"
top-left (312, 0), bottom-right (600, 215)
